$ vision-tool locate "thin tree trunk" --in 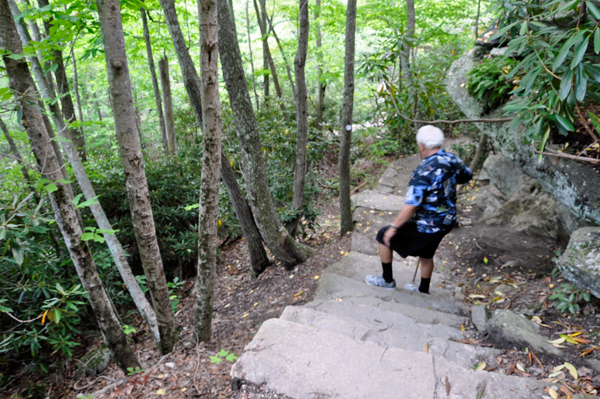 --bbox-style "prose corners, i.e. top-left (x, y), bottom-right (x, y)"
top-left (217, 0), bottom-right (312, 268)
top-left (253, 0), bottom-right (269, 100)
top-left (339, 0), bottom-right (357, 236)
top-left (469, 134), bottom-right (488, 172)
top-left (160, 0), bottom-right (204, 129)
top-left (245, 0), bottom-right (259, 110)
top-left (267, 17), bottom-right (296, 100)
top-left (474, 0), bottom-right (482, 39)
top-left (95, 97), bottom-right (104, 121)
top-left (315, 0), bottom-right (325, 131)
top-left (37, 0), bottom-right (86, 162)
top-left (0, 1), bottom-right (140, 370)
top-left (96, 0), bottom-right (178, 355)
top-left (256, 0), bottom-right (285, 111)
top-left (159, 56), bottom-right (177, 157)
top-left (193, 0), bottom-right (222, 342)
top-left (70, 47), bottom-right (85, 139)
top-left (141, 6), bottom-right (168, 154)
top-left (289, 0), bottom-right (309, 236)
top-left (402, 0), bottom-right (415, 79)
top-left (221, 151), bottom-right (269, 275)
